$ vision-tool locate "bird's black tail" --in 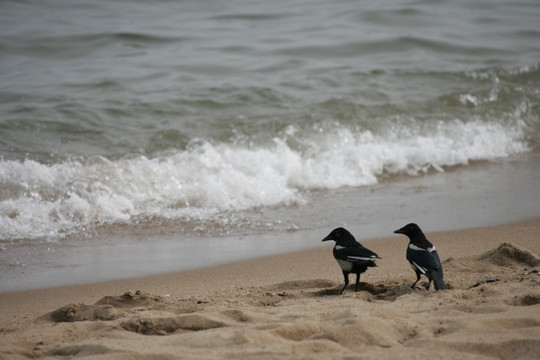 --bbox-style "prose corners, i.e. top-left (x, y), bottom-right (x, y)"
top-left (431, 270), bottom-right (447, 290)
